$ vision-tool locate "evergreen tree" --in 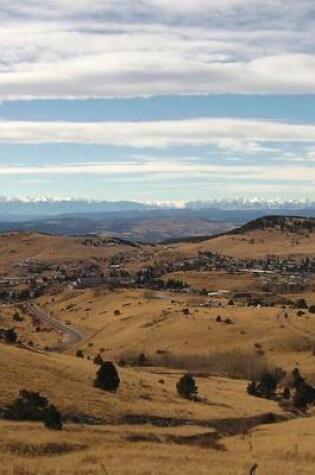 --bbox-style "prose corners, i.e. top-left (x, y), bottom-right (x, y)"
top-left (94, 361), bottom-right (120, 392)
